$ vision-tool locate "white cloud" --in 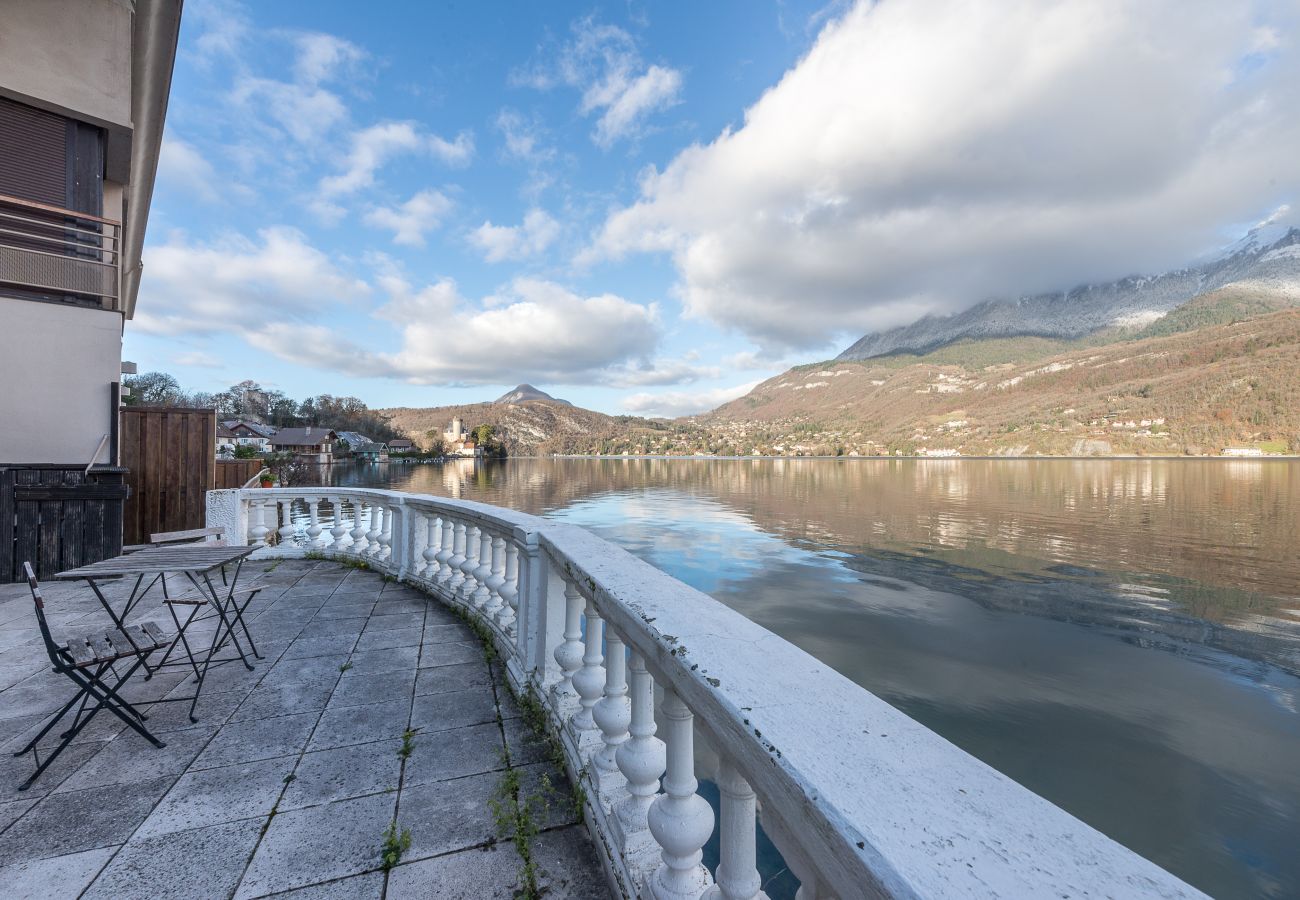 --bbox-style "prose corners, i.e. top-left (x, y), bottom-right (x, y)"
top-left (470, 209), bottom-right (561, 262)
top-left (157, 137), bottom-right (220, 202)
top-left (364, 190), bottom-right (454, 246)
top-left (623, 380), bottom-right (762, 418)
top-left (608, 358), bottom-right (720, 387)
top-left (516, 17), bottom-right (683, 147)
top-left (320, 122), bottom-right (473, 197)
top-left (495, 109), bottom-right (552, 162)
top-left (586, 0), bottom-right (1300, 351)
top-left (171, 350), bottom-right (223, 369)
top-left (379, 277), bottom-right (660, 384)
top-left (293, 33), bottom-right (365, 84)
top-left (133, 227), bottom-right (369, 335)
